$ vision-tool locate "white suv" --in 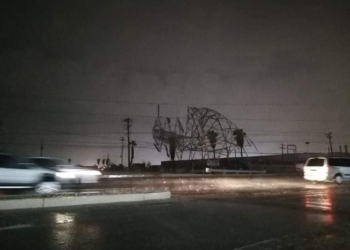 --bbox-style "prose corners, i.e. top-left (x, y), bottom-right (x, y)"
top-left (304, 157), bottom-right (350, 184)
top-left (0, 154), bottom-right (61, 194)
